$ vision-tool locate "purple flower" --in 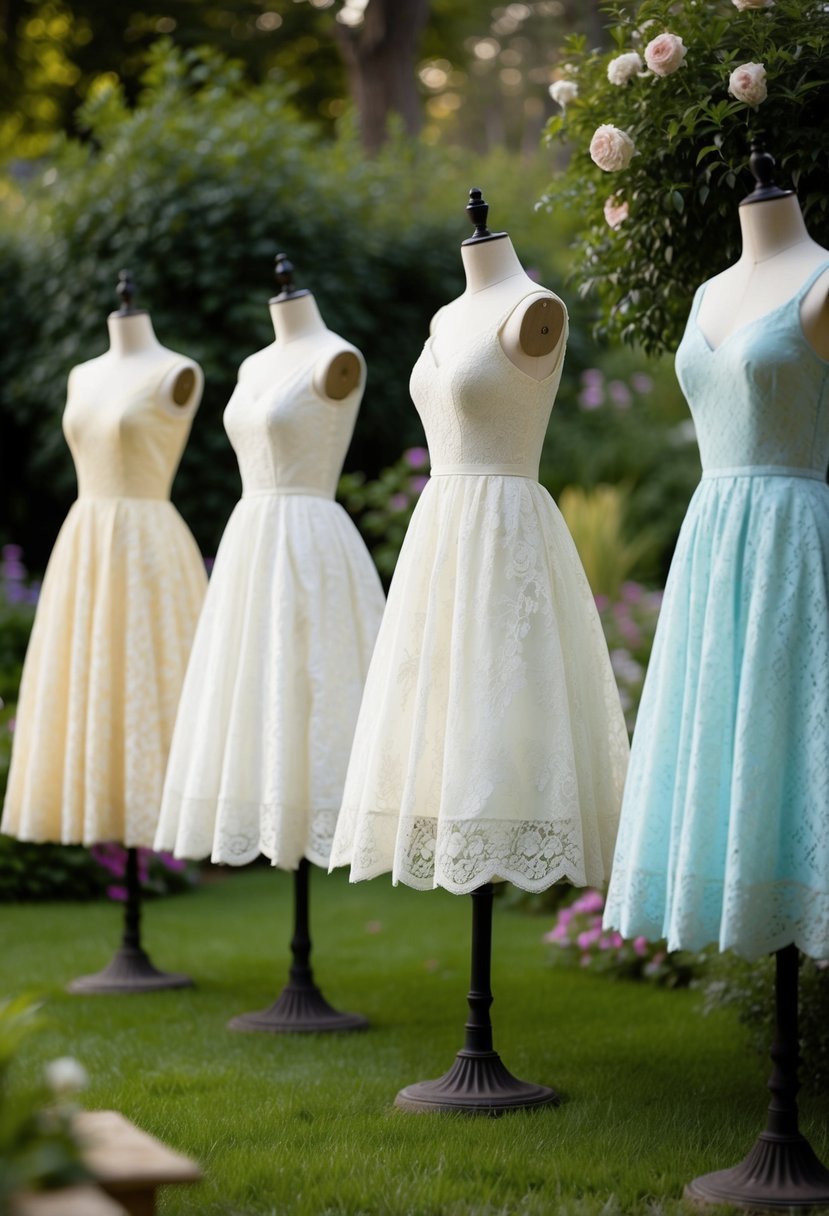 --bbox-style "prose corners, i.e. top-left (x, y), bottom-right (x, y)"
top-left (633, 936), bottom-right (649, 957)
top-left (594, 594), bottom-right (609, 613)
top-left (572, 889), bottom-right (605, 914)
top-left (556, 907), bottom-right (574, 926)
top-left (580, 368), bottom-right (604, 386)
top-left (599, 931), bottom-right (624, 950)
top-left (156, 851), bottom-right (186, 872)
top-left (389, 493), bottom-right (409, 513)
top-left (631, 372), bottom-right (654, 394)
top-left (410, 475), bottom-right (429, 496)
top-left (106, 884), bottom-right (128, 902)
top-left (543, 923), bottom-right (570, 944)
top-left (578, 384), bottom-right (604, 410)
top-left (607, 380), bottom-right (632, 410)
top-left (404, 447), bottom-right (429, 470)
top-left (621, 581), bottom-right (644, 604)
